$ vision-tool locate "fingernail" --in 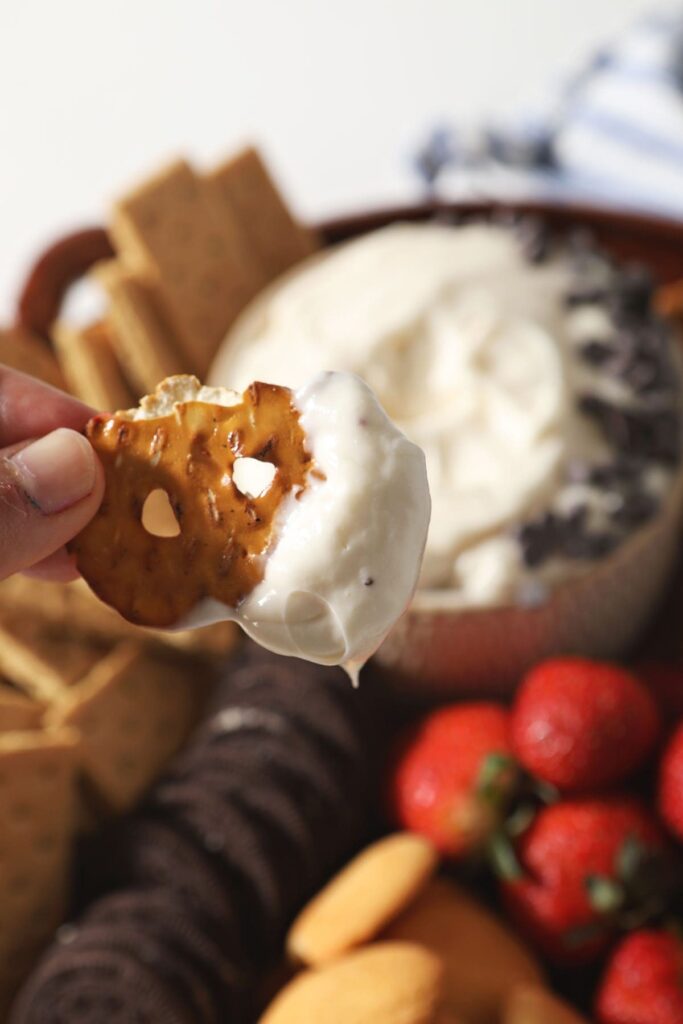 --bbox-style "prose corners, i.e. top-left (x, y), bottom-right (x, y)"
top-left (11, 428), bottom-right (97, 514)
